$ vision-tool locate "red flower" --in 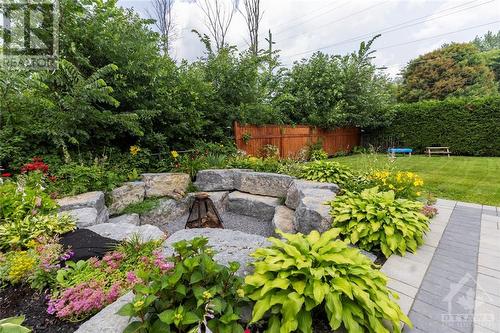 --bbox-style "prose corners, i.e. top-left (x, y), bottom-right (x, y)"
top-left (244, 330), bottom-right (251, 333)
top-left (21, 157), bottom-right (49, 174)
top-left (48, 175), bottom-right (57, 182)
top-left (1, 172), bottom-right (12, 177)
